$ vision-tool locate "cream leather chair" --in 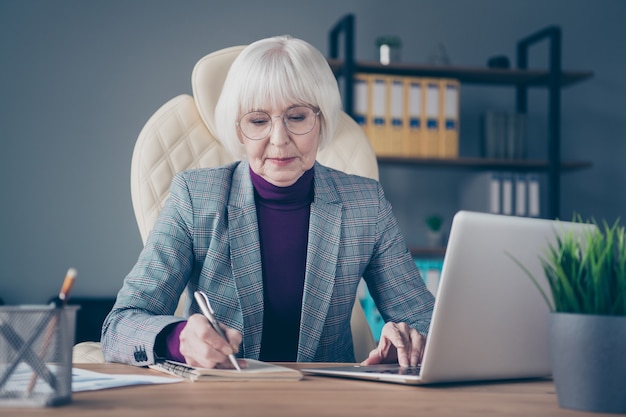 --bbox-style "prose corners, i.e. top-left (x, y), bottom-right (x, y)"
top-left (73, 45), bottom-right (379, 363)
